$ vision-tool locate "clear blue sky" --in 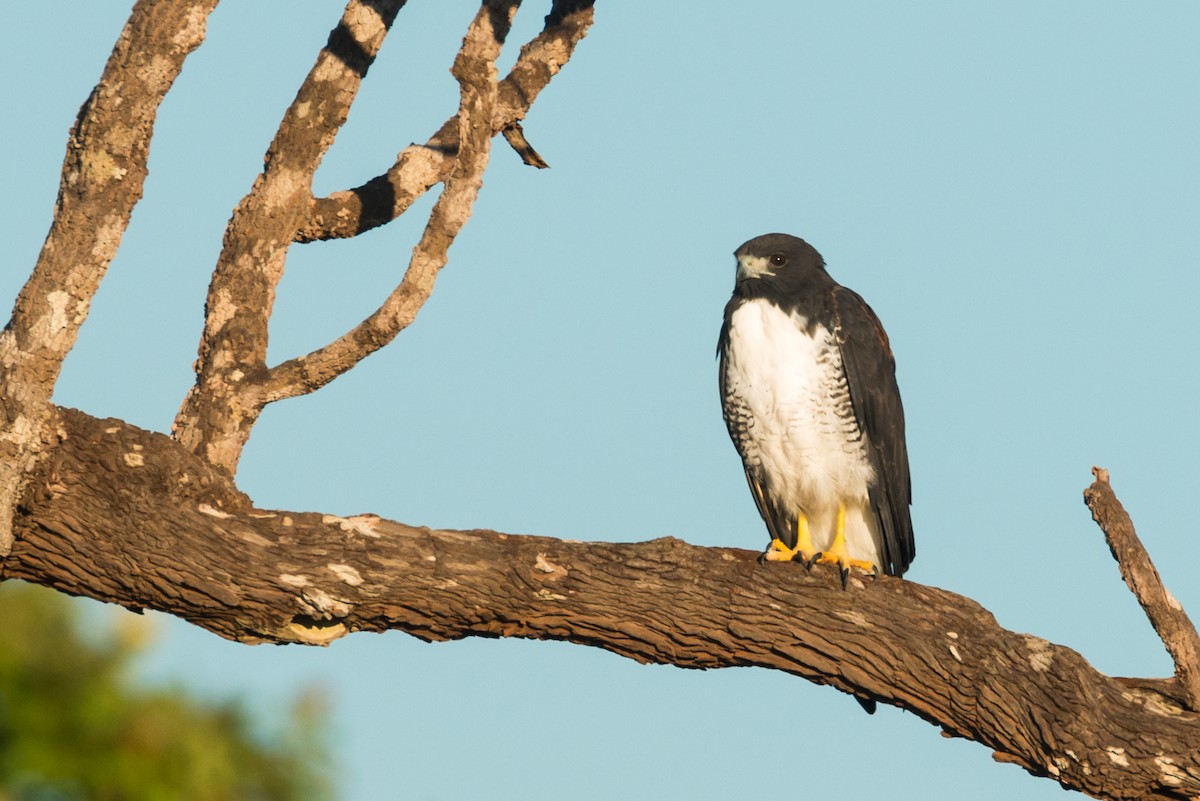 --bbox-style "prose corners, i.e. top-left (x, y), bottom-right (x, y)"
top-left (5, 3), bottom-right (1200, 799)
